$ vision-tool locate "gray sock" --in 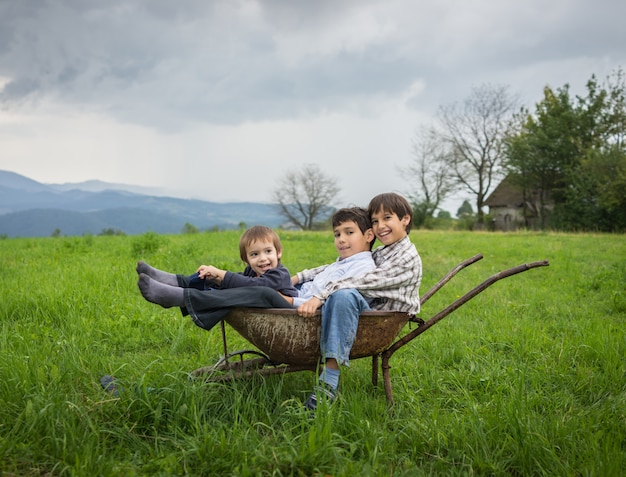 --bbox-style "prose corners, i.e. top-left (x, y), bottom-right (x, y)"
top-left (138, 273), bottom-right (184, 308)
top-left (136, 261), bottom-right (178, 286)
